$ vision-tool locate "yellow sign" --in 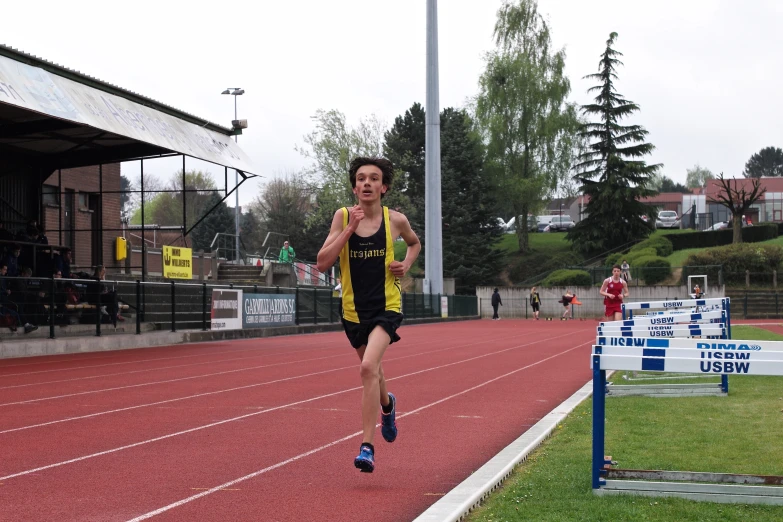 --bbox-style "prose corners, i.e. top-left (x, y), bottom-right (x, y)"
top-left (163, 246), bottom-right (193, 279)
